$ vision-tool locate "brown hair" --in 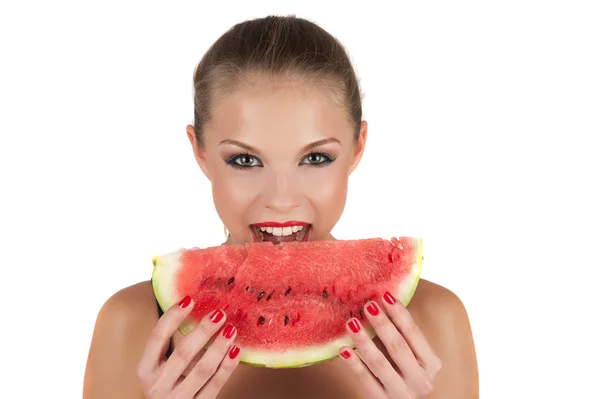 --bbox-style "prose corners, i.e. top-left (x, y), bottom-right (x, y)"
top-left (191, 15), bottom-right (363, 147)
